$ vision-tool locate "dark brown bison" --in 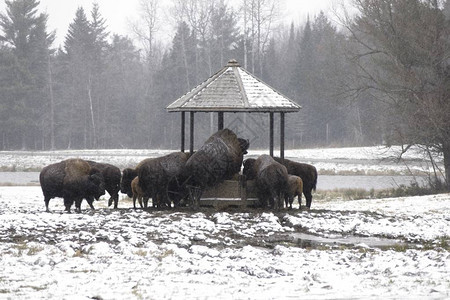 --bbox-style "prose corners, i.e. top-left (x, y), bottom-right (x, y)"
top-left (273, 157), bottom-right (317, 209)
top-left (120, 158), bottom-right (153, 199)
top-left (138, 152), bottom-right (189, 208)
top-left (86, 161), bottom-right (121, 209)
top-left (243, 155), bottom-right (288, 210)
top-left (185, 128), bottom-right (249, 191)
top-left (285, 175), bottom-right (303, 209)
top-left (40, 159), bottom-right (105, 213)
